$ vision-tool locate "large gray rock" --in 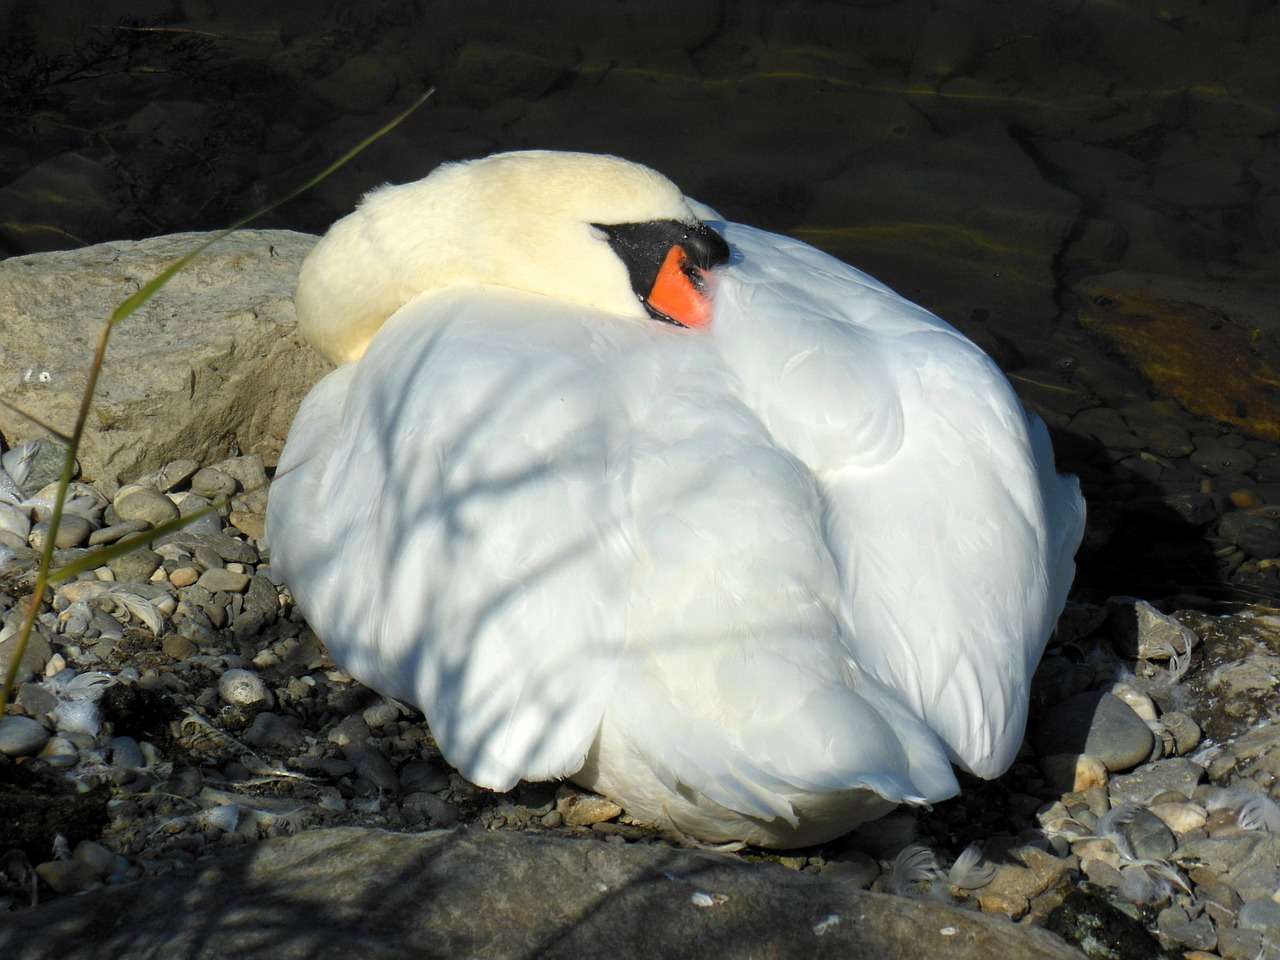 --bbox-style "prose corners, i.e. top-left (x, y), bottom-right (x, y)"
top-left (0, 230), bottom-right (329, 495)
top-left (0, 826), bottom-right (1085, 960)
